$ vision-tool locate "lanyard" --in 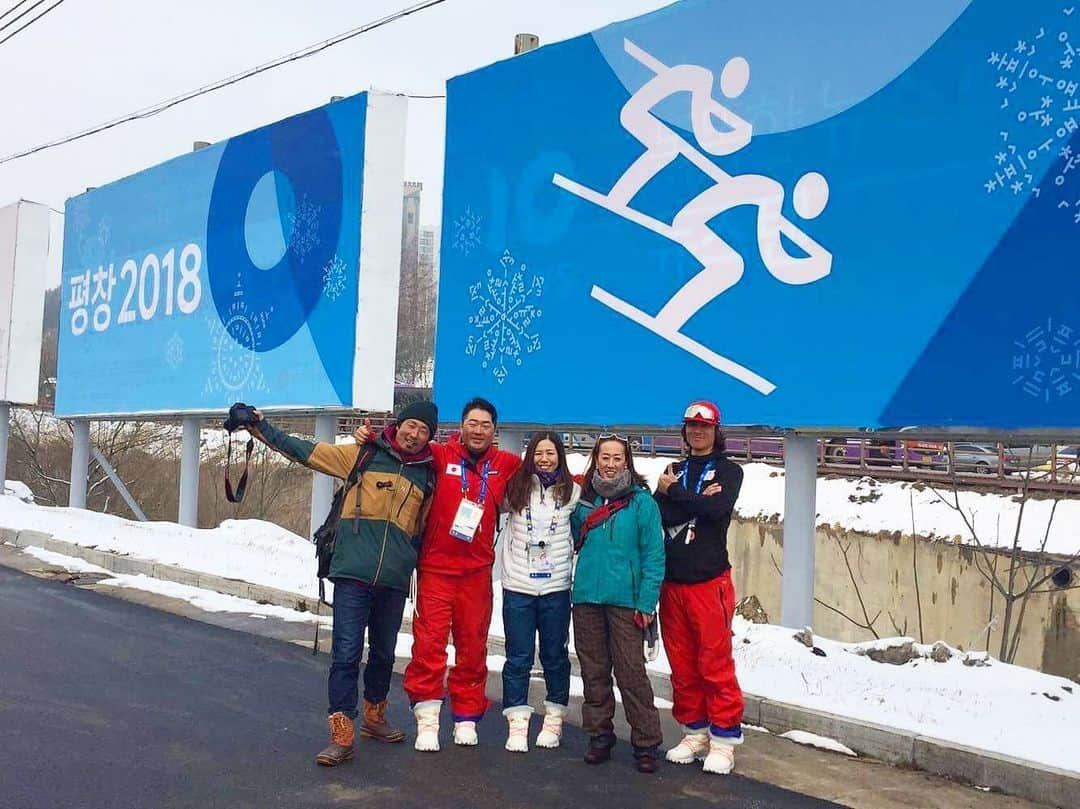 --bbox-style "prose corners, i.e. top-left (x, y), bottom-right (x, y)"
top-left (525, 501), bottom-right (561, 541)
top-left (461, 460), bottom-right (492, 504)
top-left (678, 459), bottom-right (716, 495)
